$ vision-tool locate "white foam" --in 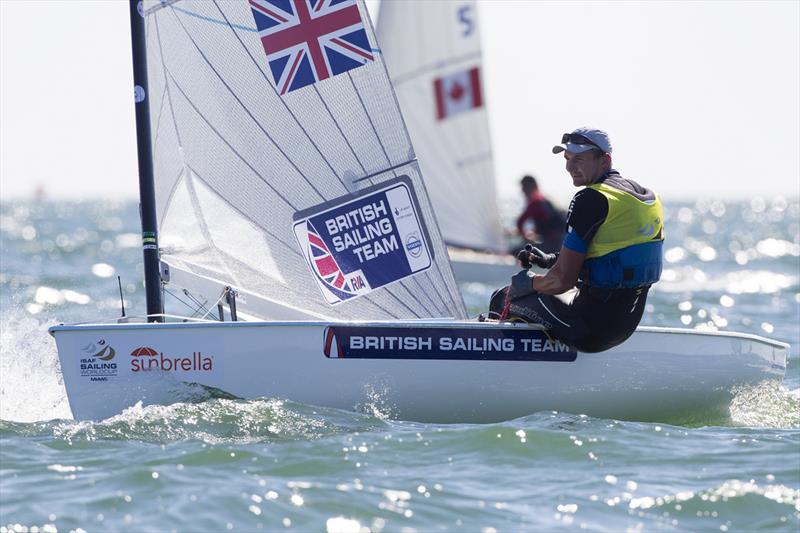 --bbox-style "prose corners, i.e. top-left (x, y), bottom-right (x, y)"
top-left (0, 314), bottom-right (72, 422)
